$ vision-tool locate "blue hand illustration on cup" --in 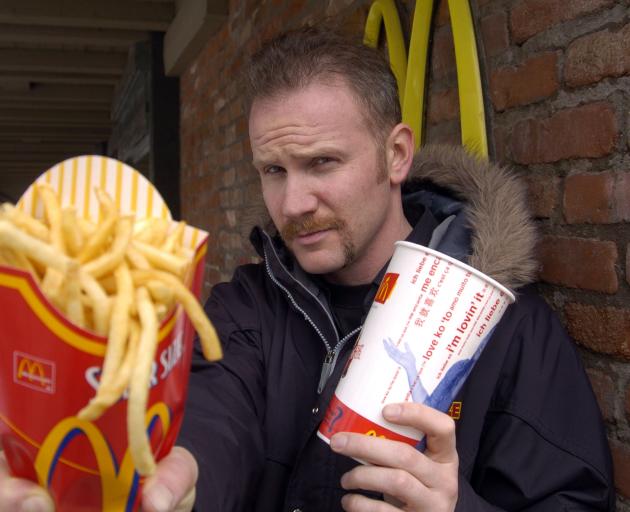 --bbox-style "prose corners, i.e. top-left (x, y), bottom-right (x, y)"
top-left (382, 324), bottom-right (497, 449)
